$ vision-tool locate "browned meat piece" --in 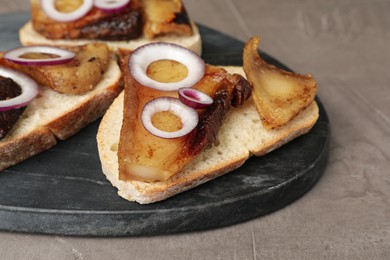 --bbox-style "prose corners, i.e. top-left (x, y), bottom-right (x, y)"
top-left (31, 0), bottom-right (143, 41)
top-left (79, 10), bottom-right (142, 41)
top-left (230, 74), bottom-right (252, 107)
top-left (0, 78), bottom-right (25, 139)
top-left (243, 36), bottom-right (317, 130)
top-left (31, 0), bottom-right (194, 41)
top-left (0, 43), bottom-right (110, 95)
top-left (118, 57), bottom-right (252, 182)
top-left (142, 0), bottom-right (193, 39)
top-left (185, 71), bottom-right (251, 156)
